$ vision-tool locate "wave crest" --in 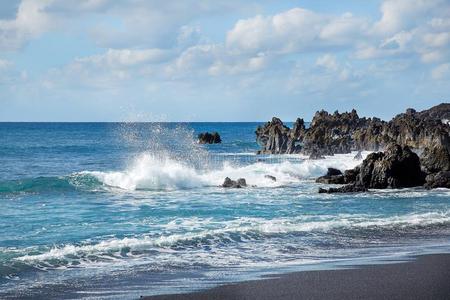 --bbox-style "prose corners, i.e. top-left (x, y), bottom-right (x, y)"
top-left (84, 151), bottom-right (368, 191)
top-left (15, 211), bottom-right (450, 267)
